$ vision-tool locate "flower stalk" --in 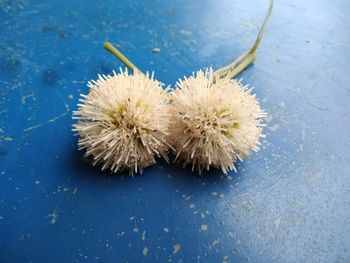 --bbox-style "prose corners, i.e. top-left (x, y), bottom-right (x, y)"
top-left (103, 41), bottom-right (141, 73)
top-left (213, 0), bottom-right (274, 79)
